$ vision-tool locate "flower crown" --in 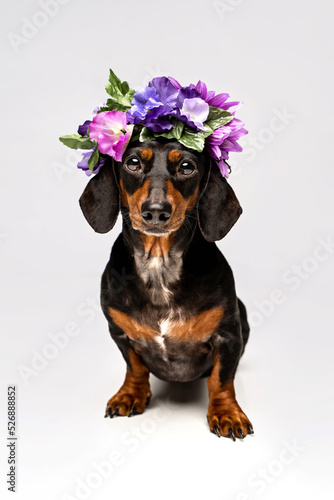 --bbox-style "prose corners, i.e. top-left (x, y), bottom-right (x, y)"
top-left (59, 69), bottom-right (248, 178)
